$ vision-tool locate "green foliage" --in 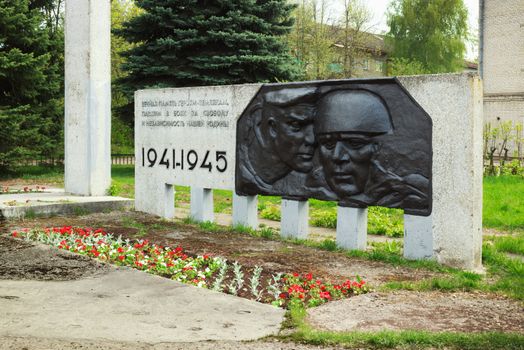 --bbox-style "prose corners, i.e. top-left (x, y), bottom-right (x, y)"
top-left (318, 239), bottom-right (338, 252)
top-left (309, 209), bottom-right (336, 228)
top-left (116, 0), bottom-right (300, 124)
top-left (260, 202), bottom-right (282, 221)
top-left (232, 224), bottom-right (254, 235)
top-left (387, 57), bottom-right (428, 76)
top-left (386, 0), bottom-right (468, 73)
top-left (484, 121), bottom-right (524, 176)
top-left (367, 207), bottom-right (404, 237)
top-left (198, 220), bottom-right (222, 232)
top-left (111, 0), bottom-right (141, 150)
top-left (259, 226), bottom-right (276, 239)
top-left (111, 114), bottom-right (134, 154)
top-left (0, 0), bottom-right (64, 170)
